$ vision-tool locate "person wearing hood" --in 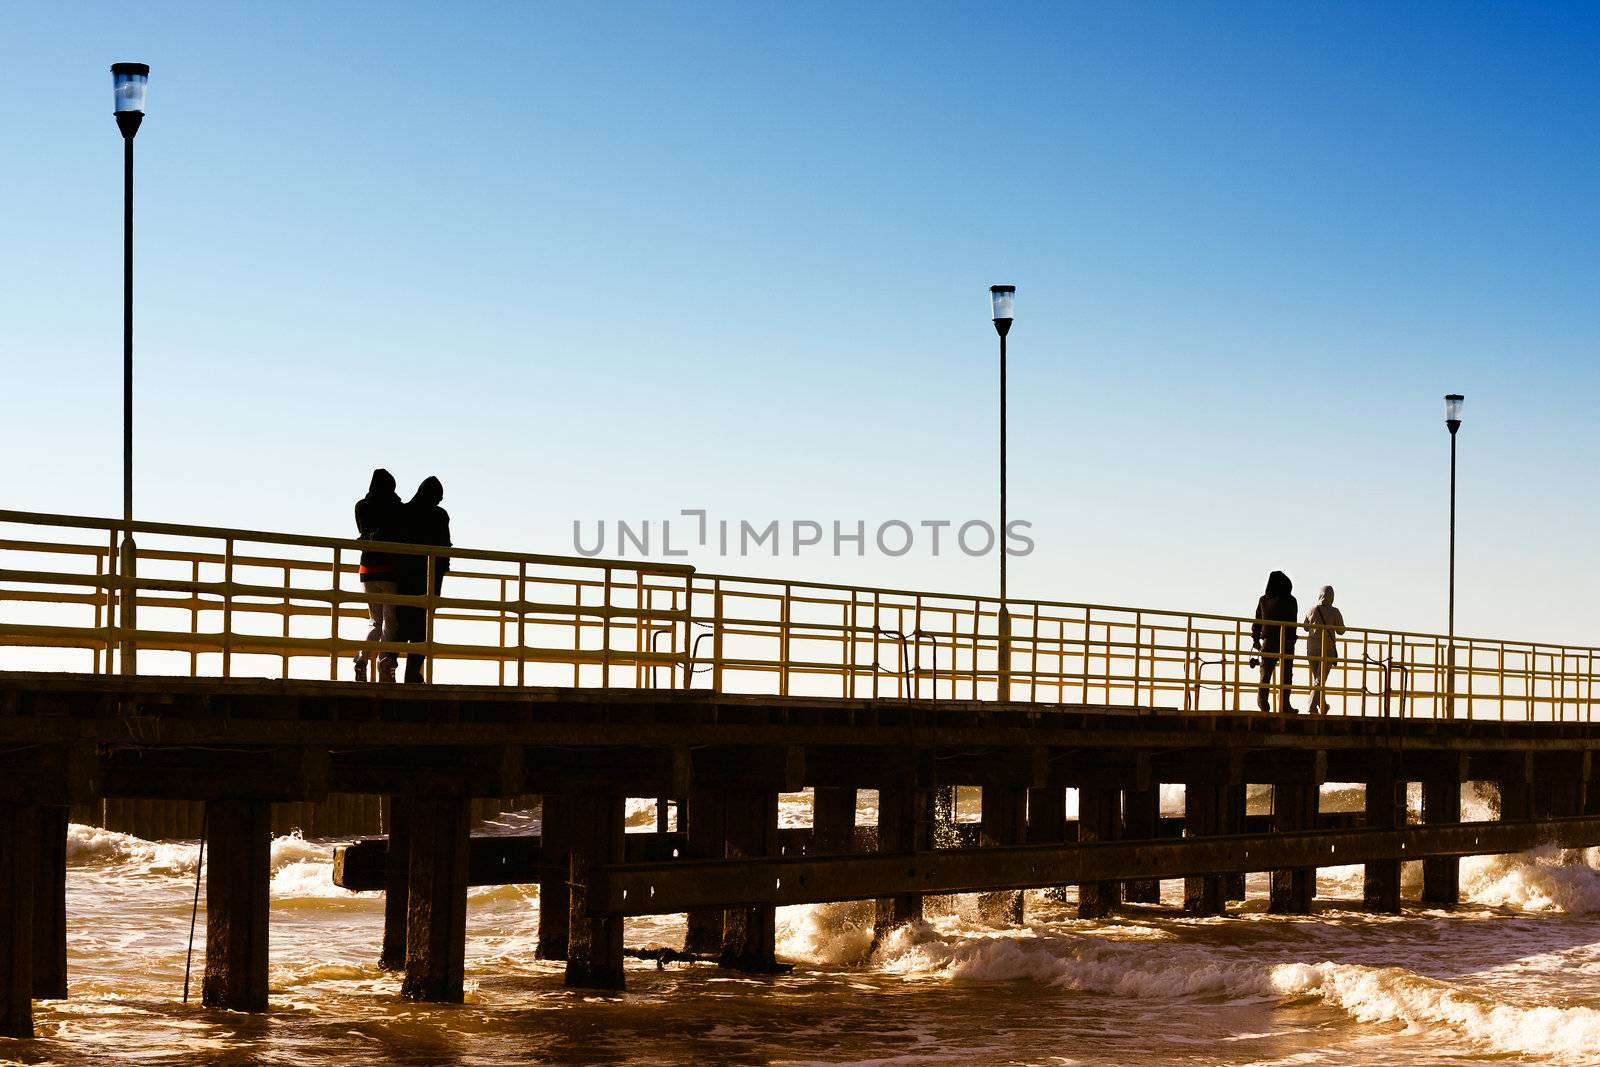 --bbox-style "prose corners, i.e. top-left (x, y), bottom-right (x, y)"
top-left (353, 469), bottom-right (403, 683)
top-left (395, 476), bottom-right (452, 684)
top-left (1302, 585), bottom-right (1346, 715)
top-left (1250, 570), bottom-right (1299, 713)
